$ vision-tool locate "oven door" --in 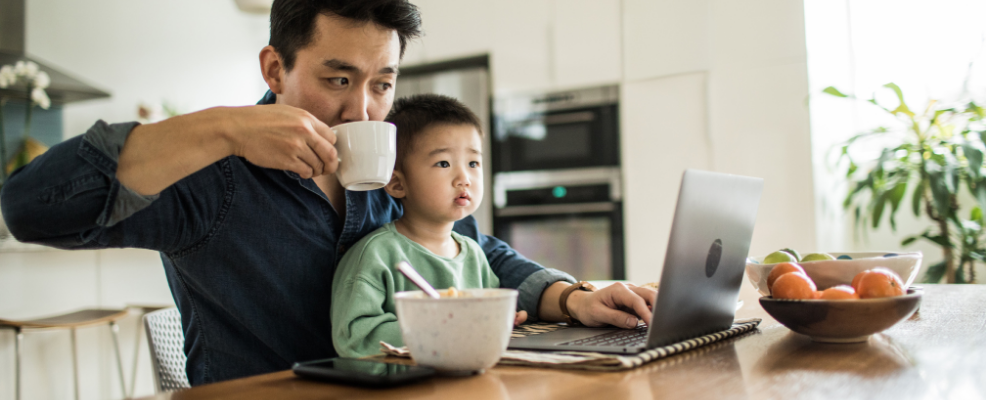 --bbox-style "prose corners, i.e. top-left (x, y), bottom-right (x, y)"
top-left (493, 202), bottom-right (625, 281)
top-left (494, 104), bottom-right (620, 172)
